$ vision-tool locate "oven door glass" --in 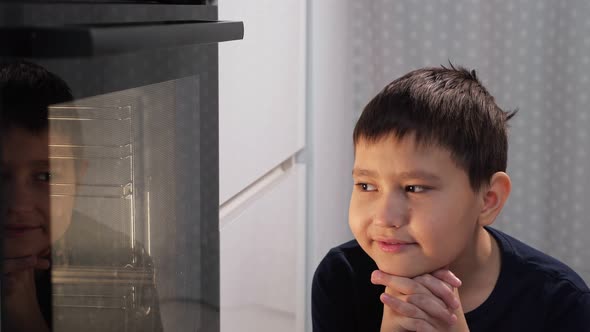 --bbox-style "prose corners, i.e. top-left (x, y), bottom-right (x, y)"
top-left (2, 65), bottom-right (218, 331)
top-left (49, 76), bottom-right (212, 332)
